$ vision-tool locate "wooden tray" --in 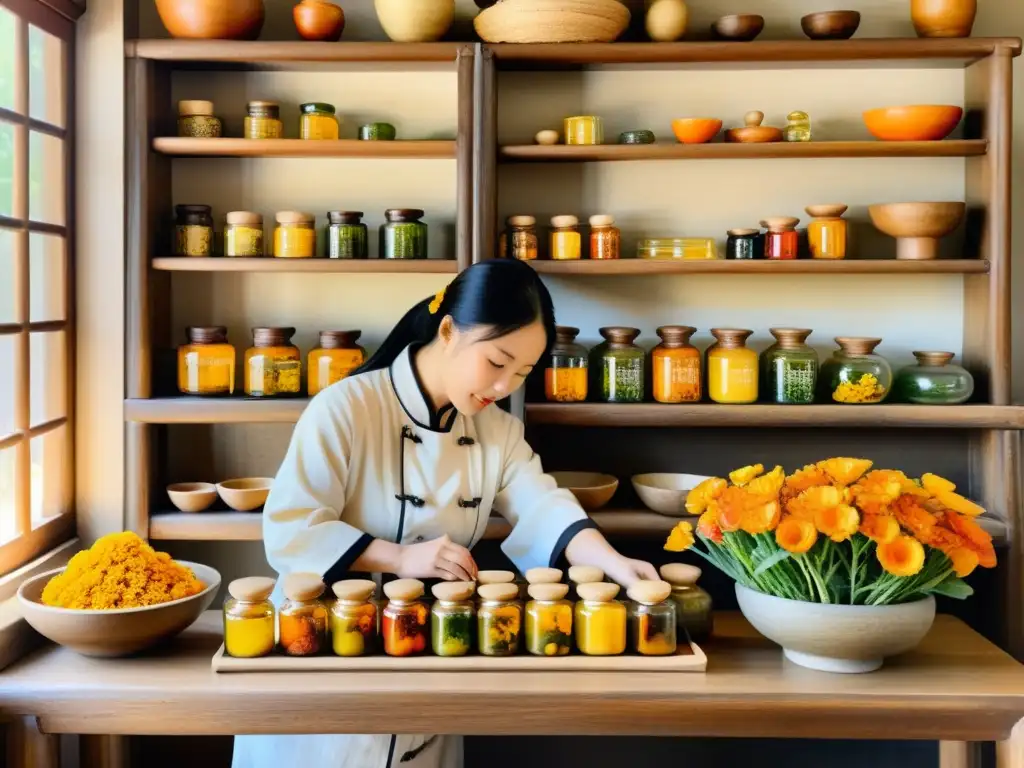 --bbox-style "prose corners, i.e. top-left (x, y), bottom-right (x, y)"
top-left (211, 641), bottom-right (707, 673)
